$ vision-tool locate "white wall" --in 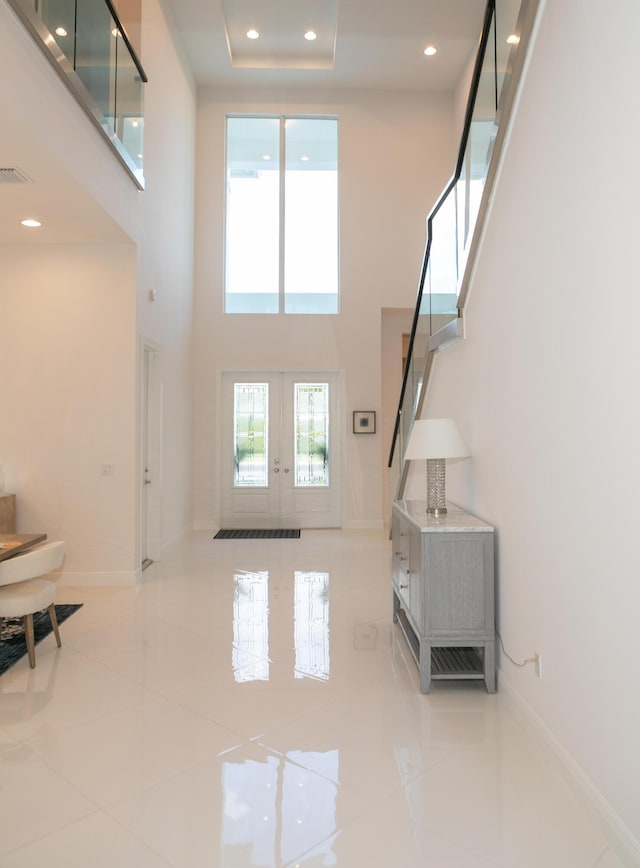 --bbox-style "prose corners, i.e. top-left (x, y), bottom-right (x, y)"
top-left (136, 0), bottom-right (196, 556)
top-left (0, 0), bottom-right (196, 580)
top-left (0, 245), bottom-right (138, 582)
top-left (192, 87), bottom-right (454, 529)
top-left (422, 0), bottom-right (640, 853)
